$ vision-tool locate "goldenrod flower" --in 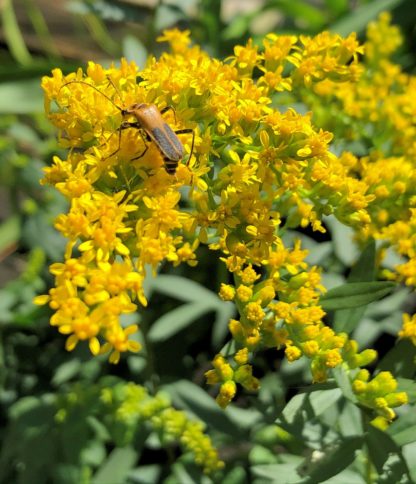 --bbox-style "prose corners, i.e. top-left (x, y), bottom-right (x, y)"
top-left (37, 23), bottom-right (408, 421)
